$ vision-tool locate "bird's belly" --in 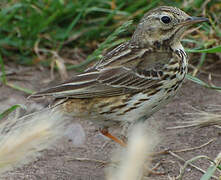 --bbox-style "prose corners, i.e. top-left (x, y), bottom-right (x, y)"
top-left (113, 77), bottom-right (185, 123)
top-left (115, 89), bottom-right (176, 123)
